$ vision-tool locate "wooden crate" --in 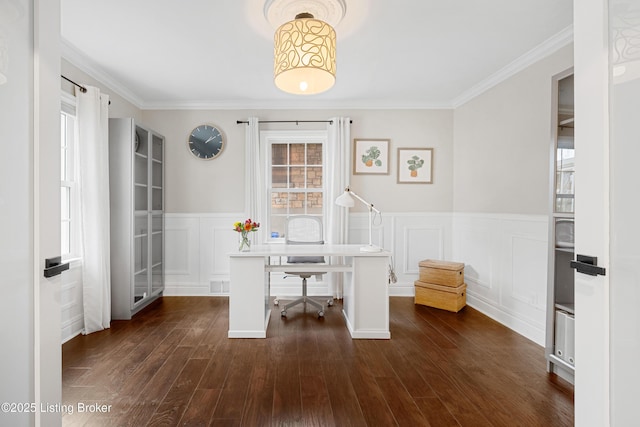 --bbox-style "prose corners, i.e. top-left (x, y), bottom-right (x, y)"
top-left (418, 259), bottom-right (464, 287)
top-left (414, 281), bottom-right (466, 312)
